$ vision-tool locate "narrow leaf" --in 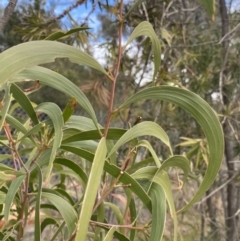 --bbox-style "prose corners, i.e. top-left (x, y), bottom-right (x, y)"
top-left (119, 86), bottom-right (224, 212)
top-left (10, 66), bottom-right (99, 130)
top-left (107, 121), bottom-right (172, 158)
top-left (149, 183), bottom-right (166, 241)
top-left (42, 192), bottom-right (78, 237)
top-left (34, 164), bottom-right (43, 241)
top-left (75, 138), bottom-right (107, 241)
top-left (10, 84), bottom-right (39, 125)
top-left (123, 21), bottom-right (161, 81)
top-left (103, 227), bottom-right (117, 241)
top-left (44, 27), bottom-right (90, 41)
top-left (36, 102), bottom-right (64, 180)
top-left (0, 40), bottom-right (108, 89)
